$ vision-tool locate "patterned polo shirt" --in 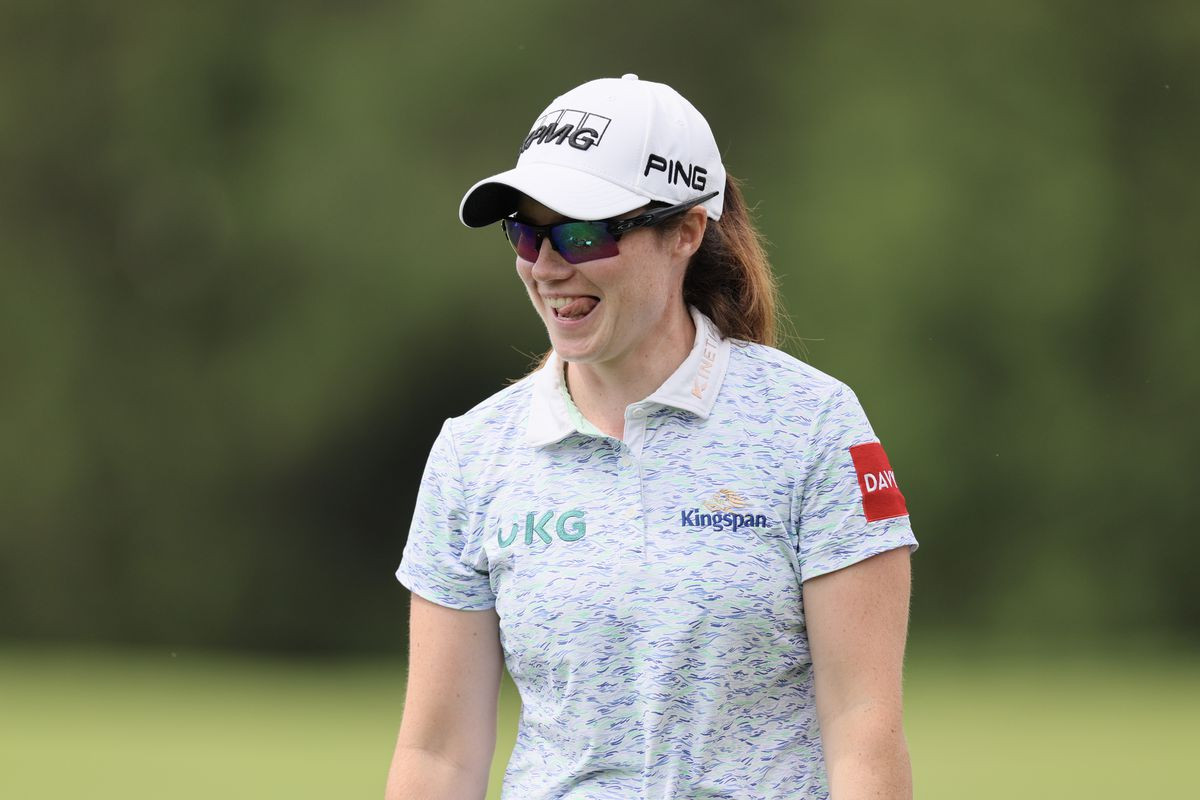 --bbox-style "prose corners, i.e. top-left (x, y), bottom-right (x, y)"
top-left (396, 306), bottom-right (918, 799)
